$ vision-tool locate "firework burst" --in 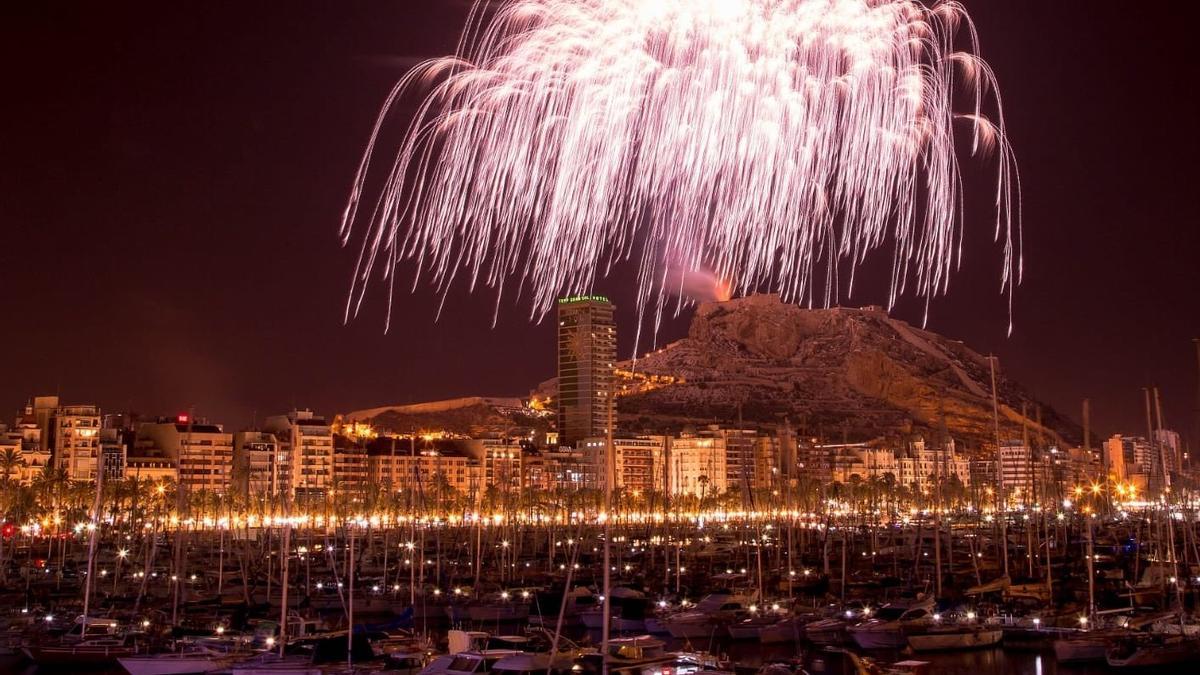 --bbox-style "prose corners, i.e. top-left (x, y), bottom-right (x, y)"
top-left (340, 0), bottom-right (1020, 334)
